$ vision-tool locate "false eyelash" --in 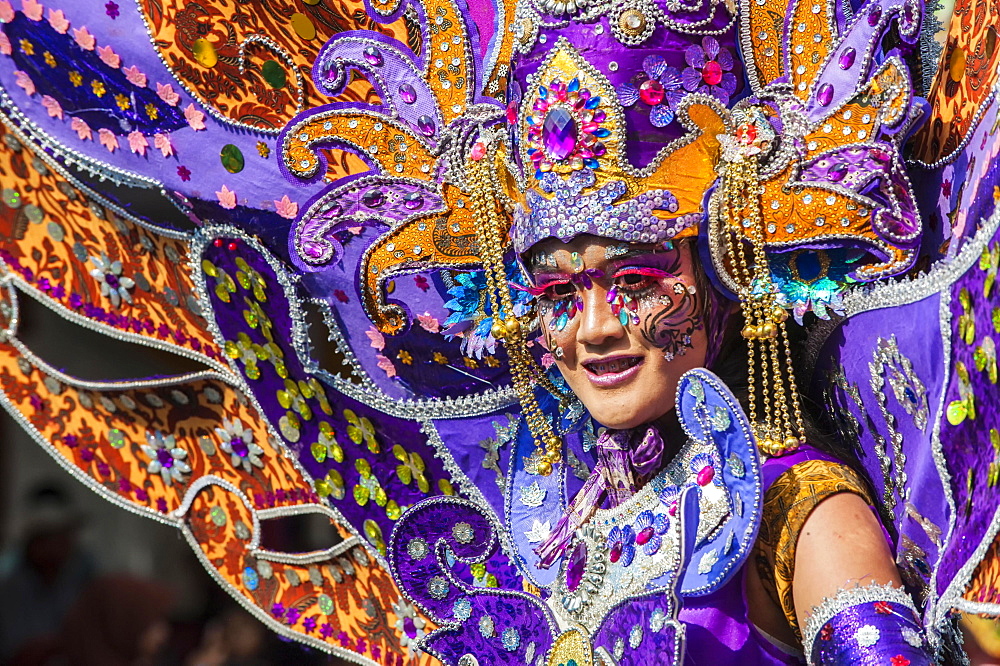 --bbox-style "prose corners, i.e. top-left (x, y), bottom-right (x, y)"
top-left (610, 267), bottom-right (675, 280)
top-left (510, 281), bottom-right (549, 297)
